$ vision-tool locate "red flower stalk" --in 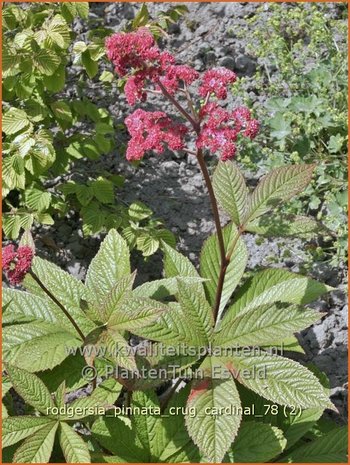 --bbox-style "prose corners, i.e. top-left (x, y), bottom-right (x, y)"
top-left (2, 244), bottom-right (34, 285)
